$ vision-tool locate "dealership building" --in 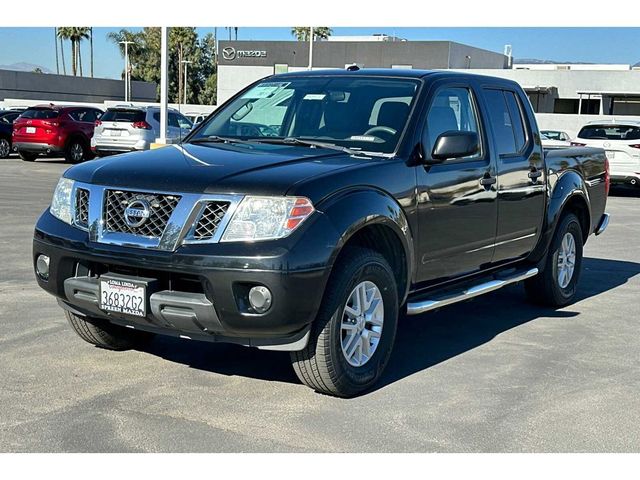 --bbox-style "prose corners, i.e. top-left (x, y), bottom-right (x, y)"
top-left (216, 38), bottom-right (640, 119)
top-left (216, 39), bottom-right (508, 104)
